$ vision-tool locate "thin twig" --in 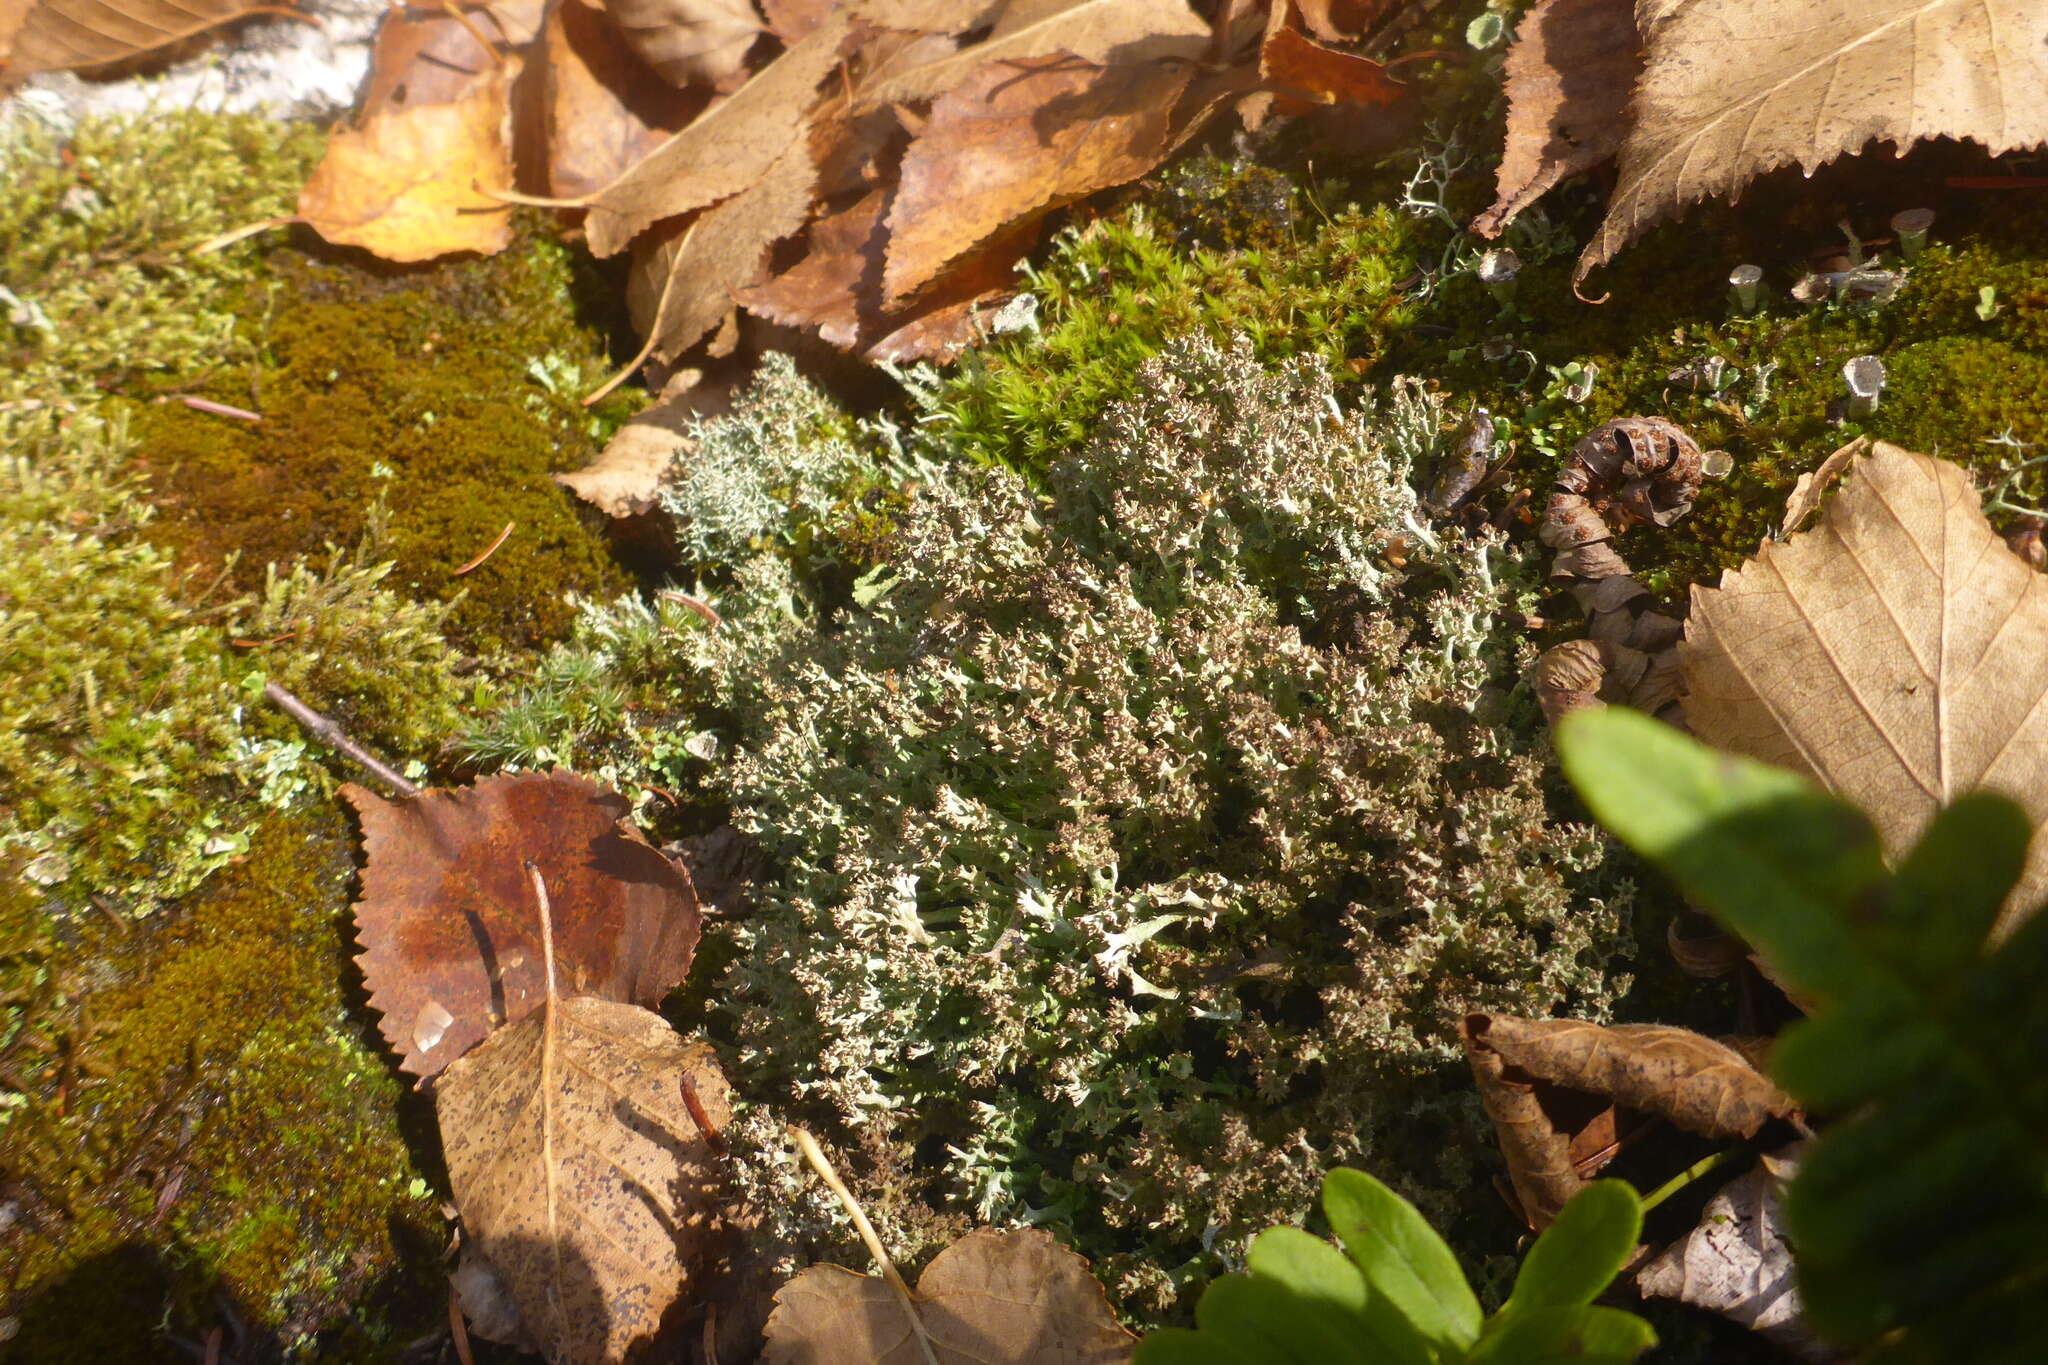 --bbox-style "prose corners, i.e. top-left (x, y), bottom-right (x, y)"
top-left (261, 681), bottom-right (420, 797)
top-left (448, 1284), bottom-right (478, 1365)
top-left (157, 394), bottom-right (262, 423)
top-left (452, 521), bottom-right (515, 576)
top-left (189, 216), bottom-right (301, 255)
top-left (790, 1126), bottom-right (940, 1365)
